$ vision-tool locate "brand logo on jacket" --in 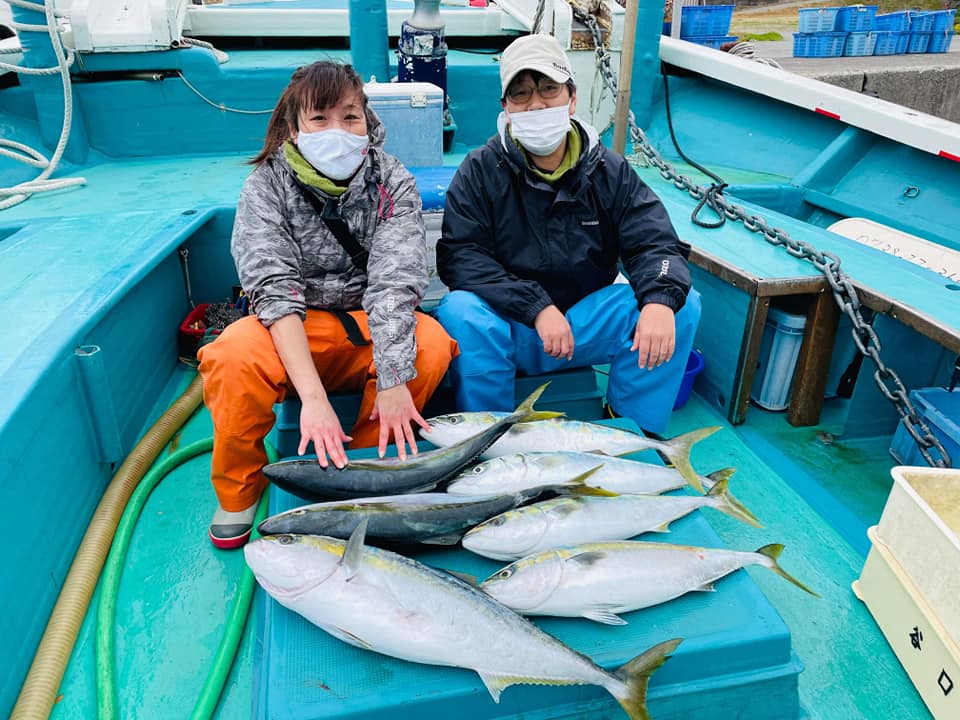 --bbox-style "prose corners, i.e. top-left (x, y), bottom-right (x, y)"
top-left (581, 219), bottom-right (600, 226)
top-left (659, 260), bottom-right (670, 278)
